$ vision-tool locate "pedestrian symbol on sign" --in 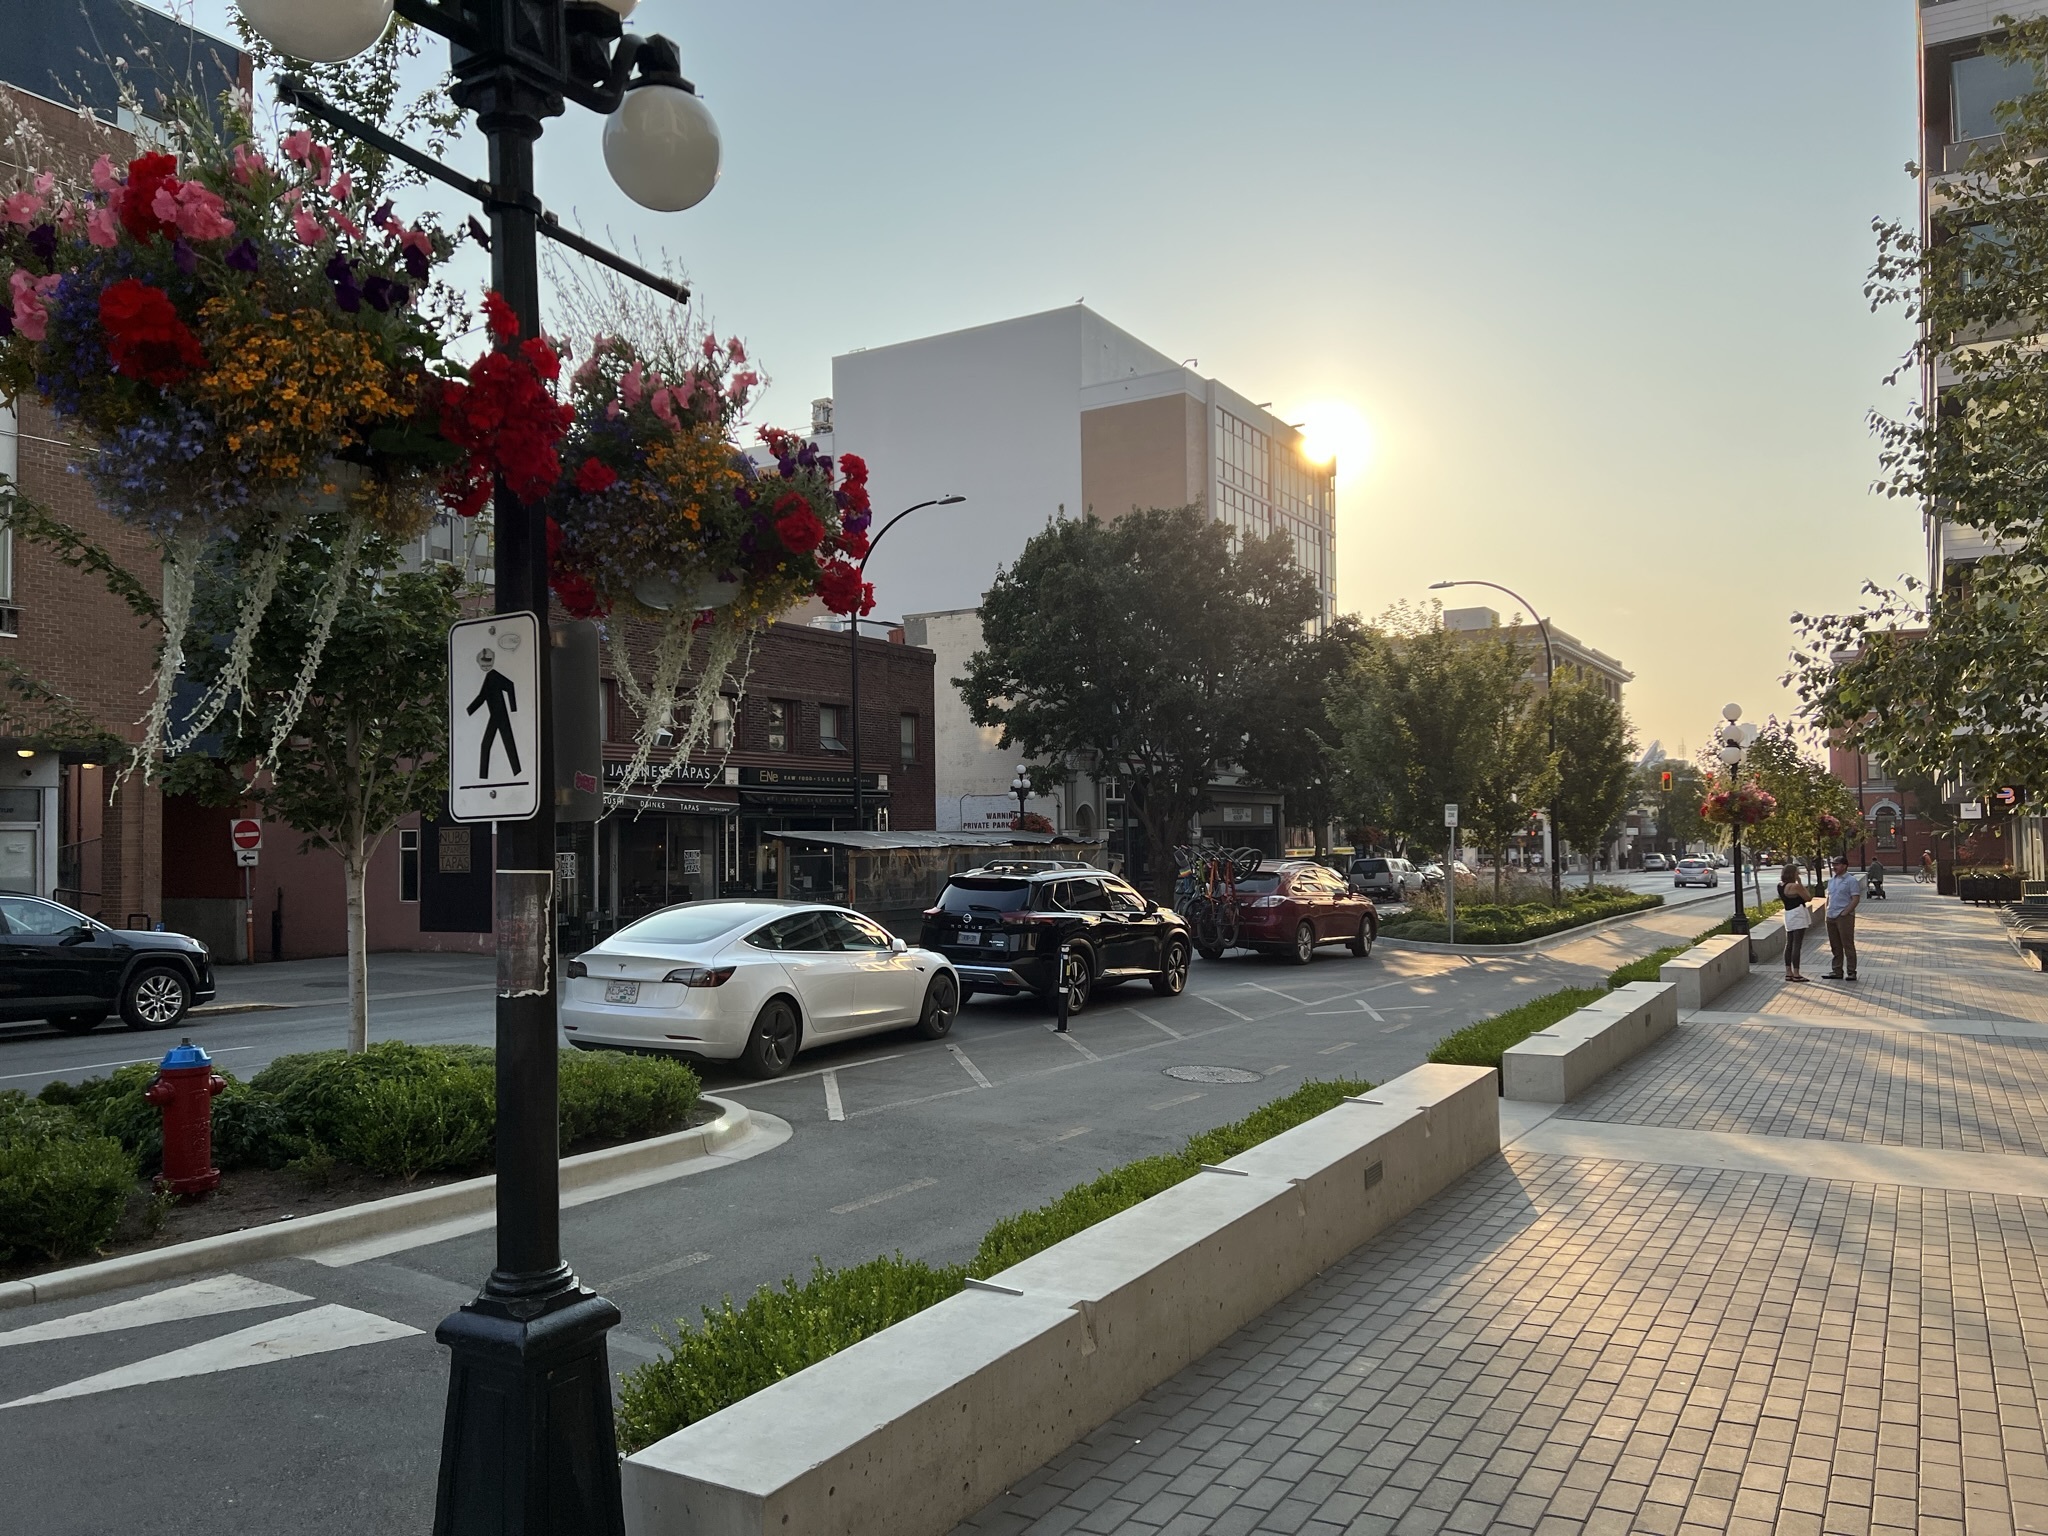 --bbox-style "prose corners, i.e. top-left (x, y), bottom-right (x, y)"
top-left (448, 613), bottom-right (540, 822)
top-left (467, 644), bottom-right (523, 779)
